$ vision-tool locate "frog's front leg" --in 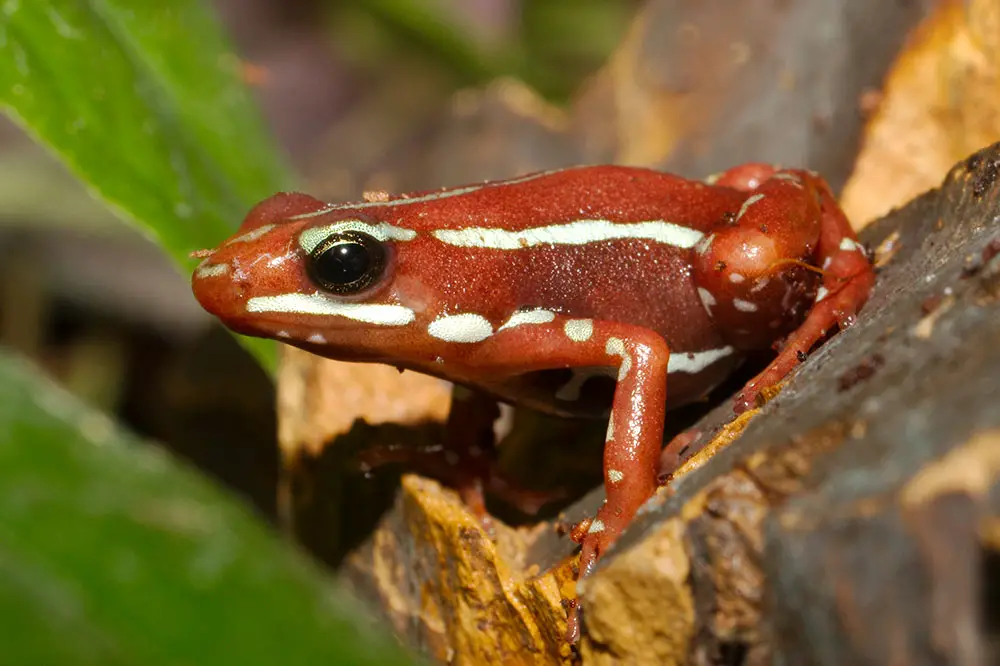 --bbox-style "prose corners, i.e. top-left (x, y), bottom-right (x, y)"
top-left (467, 314), bottom-right (670, 642)
top-left (694, 165), bottom-right (876, 413)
